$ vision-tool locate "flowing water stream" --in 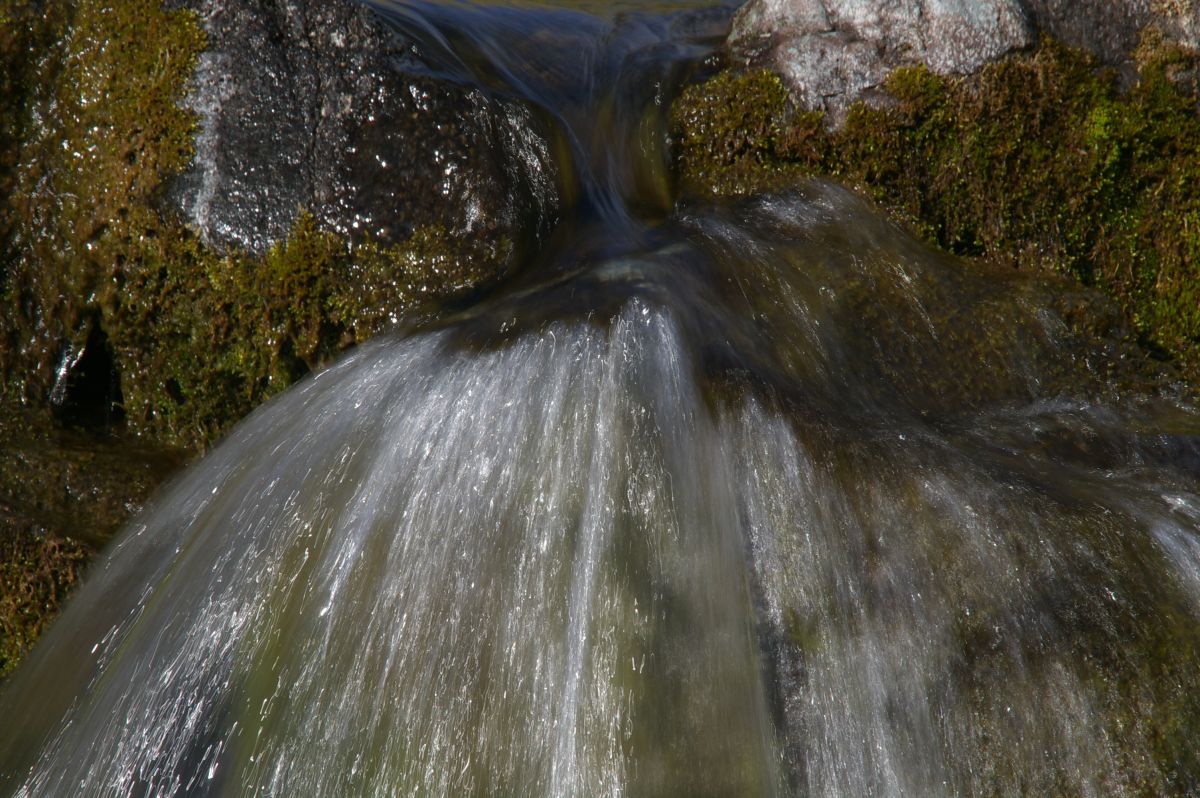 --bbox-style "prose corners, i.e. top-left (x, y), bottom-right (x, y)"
top-left (3, 1), bottom-right (1200, 795)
